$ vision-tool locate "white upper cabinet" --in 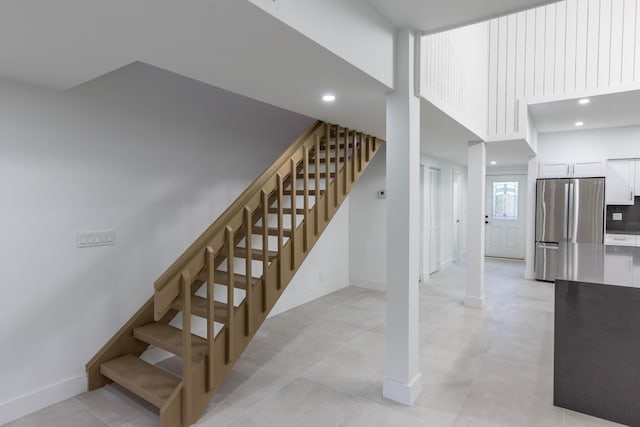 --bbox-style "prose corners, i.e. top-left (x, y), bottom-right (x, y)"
top-left (636, 160), bottom-right (640, 195)
top-left (539, 159), bottom-right (605, 179)
top-left (571, 160), bottom-right (606, 178)
top-left (606, 159), bottom-right (635, 205)
top-left (539, 161), bottom-right (571, 178)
